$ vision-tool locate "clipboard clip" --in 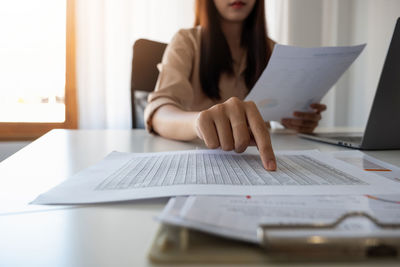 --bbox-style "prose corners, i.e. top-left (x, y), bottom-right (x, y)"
top-left (257, 211), bottom-right (400, 260)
